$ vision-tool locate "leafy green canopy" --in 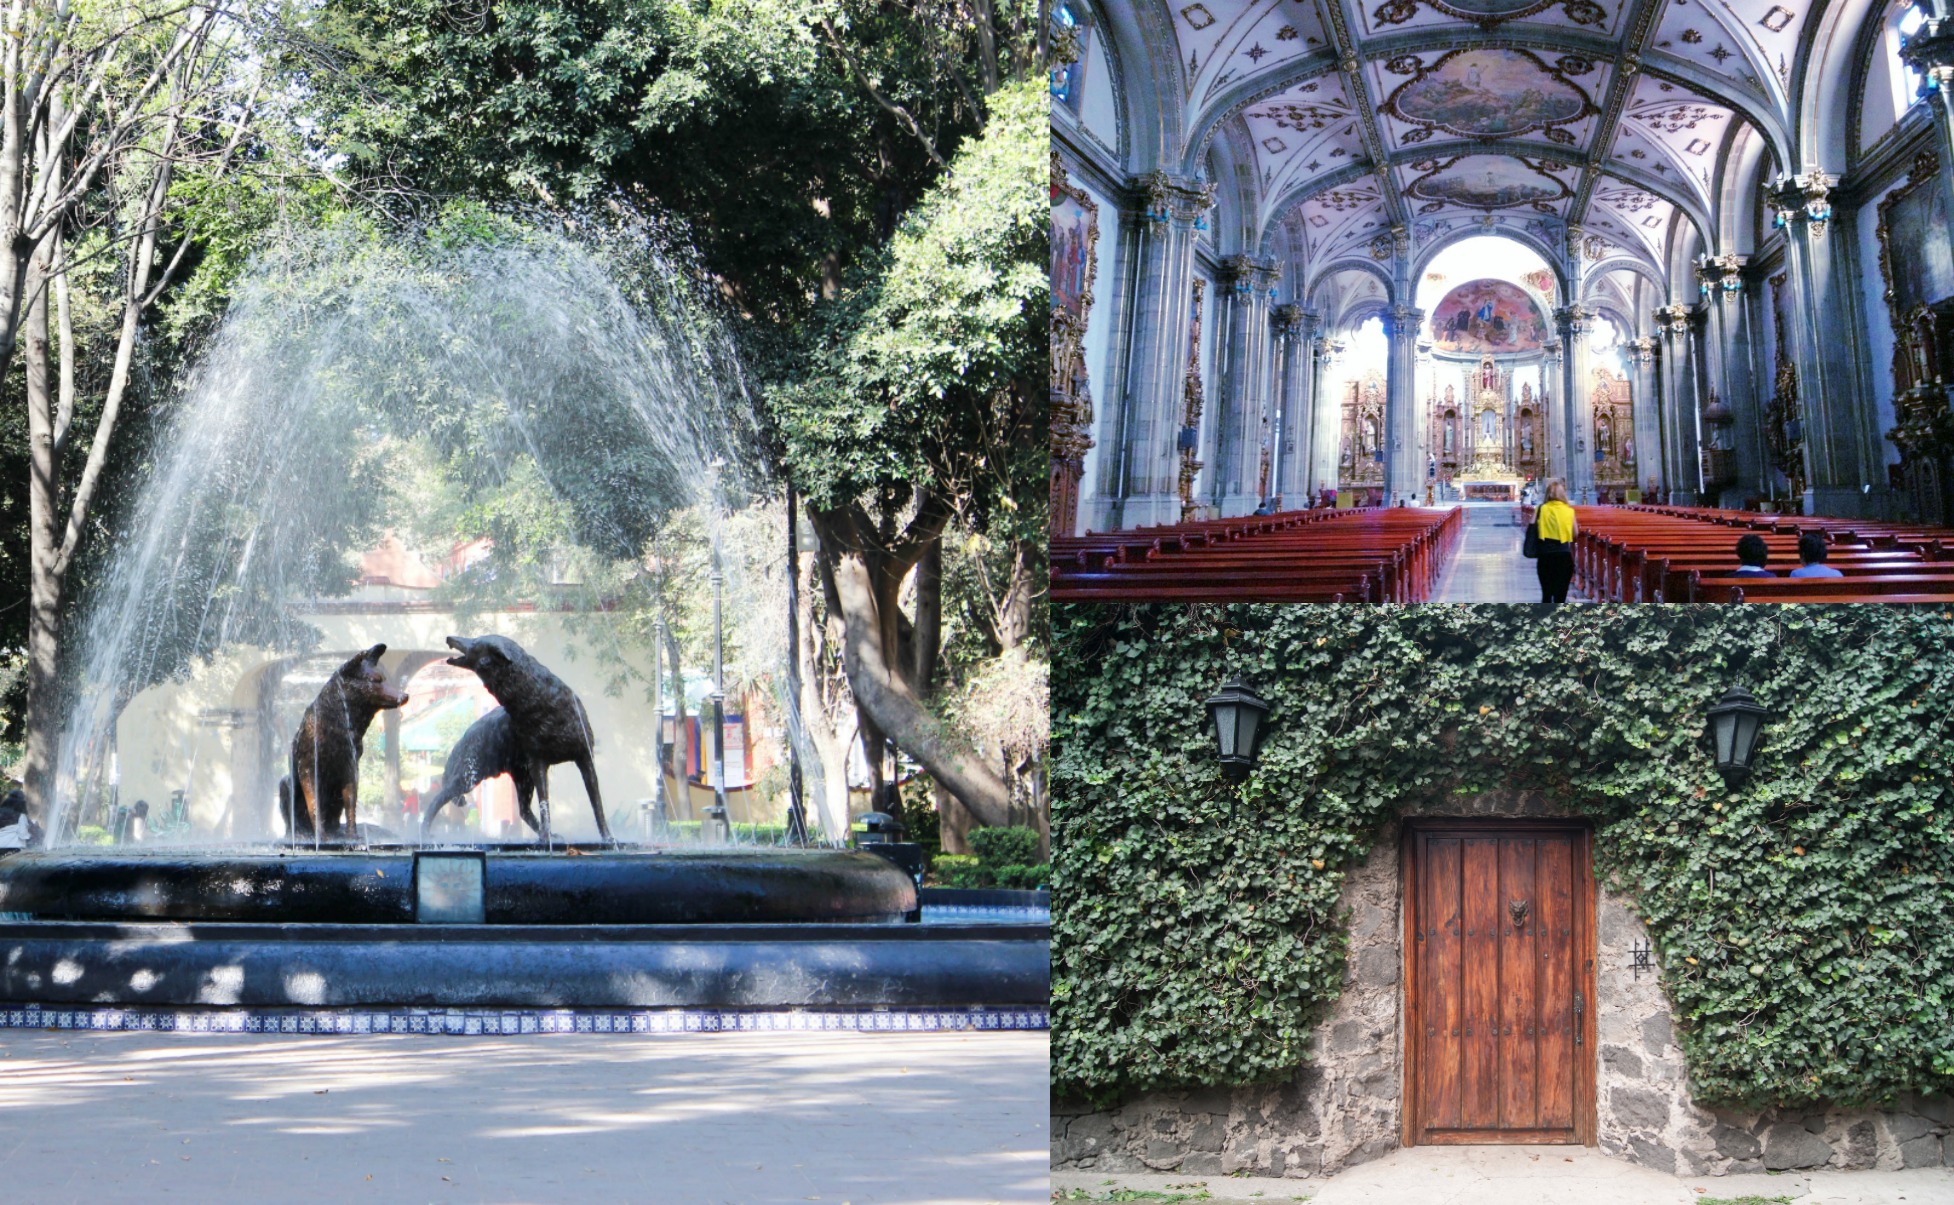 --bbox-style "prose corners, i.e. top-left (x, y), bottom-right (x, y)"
top-left (1053, 605), bottom-right (1954, 1109)
top-left (768, 76), bottom-right (1047, 519)
top-left (287, 0), bottom-right (942, 323)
